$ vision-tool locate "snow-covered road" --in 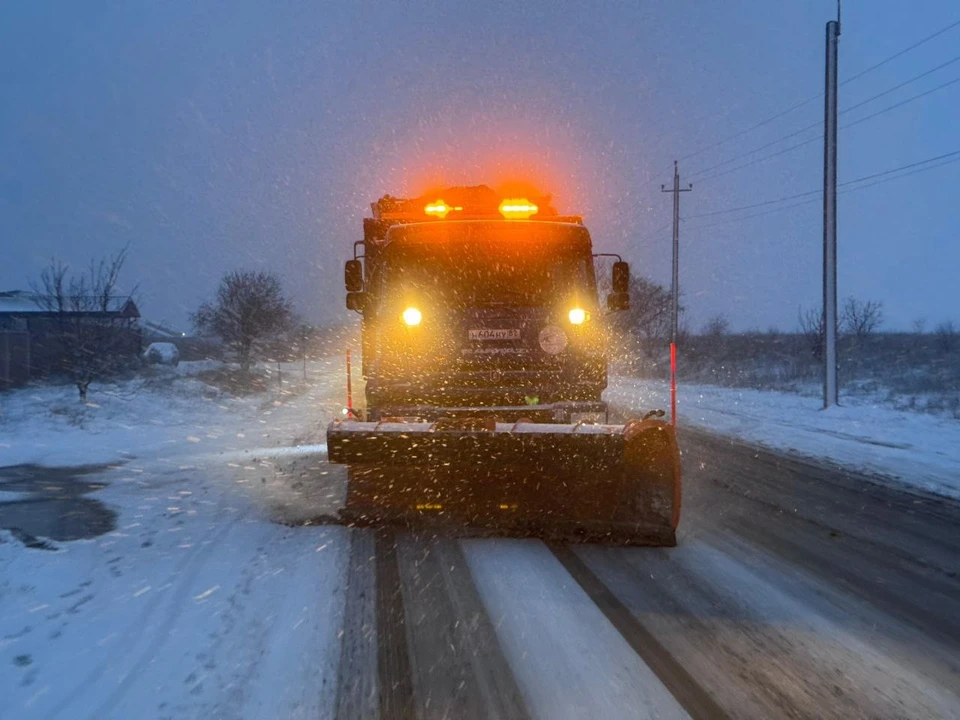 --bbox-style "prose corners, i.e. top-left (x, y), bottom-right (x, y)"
top-left (2, 366), bottom-right (960, 719)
